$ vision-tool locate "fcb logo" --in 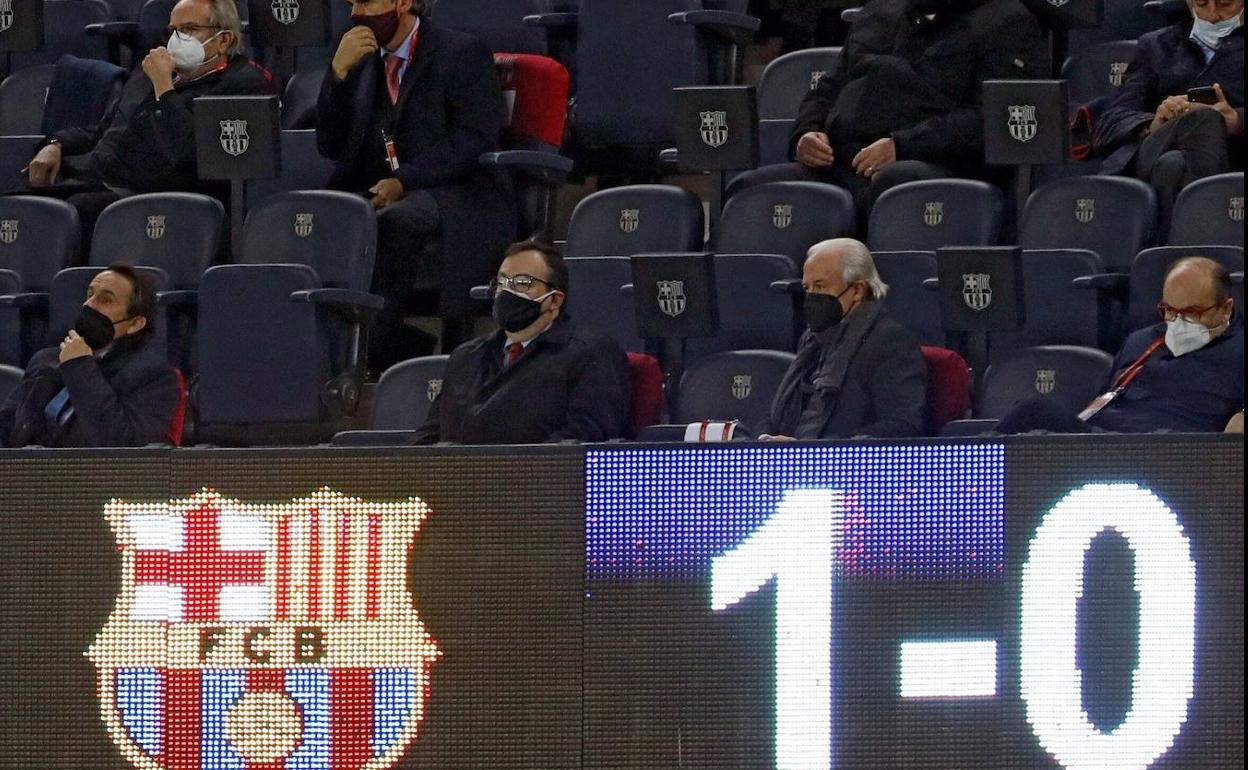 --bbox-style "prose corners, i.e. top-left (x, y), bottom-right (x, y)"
top-left (271, 0), bottom-right (299, 24)
top-left (426, 378), bottom-right (443, 403)
top-left (87, 489), bottom-right (440, 770)
top-left (219, 120), bottom-right (250, 157)
top-left (1046, 0), bottom-right (1070, 6)
top-left (1230, 196), bottom-right (1244, 222)
top-left (619, 208), bottom-right (640, 234)
top-left (657, 280), bottom-right (687, 318)
top-left (699, 110), bottom-right (729, 149)
top-left (294, 213), bottom-right (314, 238)
top-left (146, 215), bottom-right (166, 240)
top-left (0, 219), bottom-right (18, 244)
top-left (772, 204), bottom-right (793, 229)
top-left (1035, 369), bottom-right (1056, 394)
top-left (731, 375), bottom-right (752, 400)
top-left (924, 202), bottom-right (944, 227)
top-left (809, 70), bottom-right (826, 90)
top-left (0, 0), bottom-right (13, 32)
top-left (1007, 105), bottom-right (1038, 143)
top-left (962, 273), bottom-right (993, 311)
top-left (1075, 198), bottom-right (1095, 224)
top-left (1108, 62), bottom-right (1128, 88)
